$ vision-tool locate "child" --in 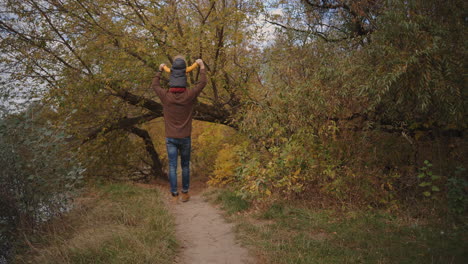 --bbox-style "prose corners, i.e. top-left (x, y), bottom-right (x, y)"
top-left (161, 55), bottom-right (199, 93)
